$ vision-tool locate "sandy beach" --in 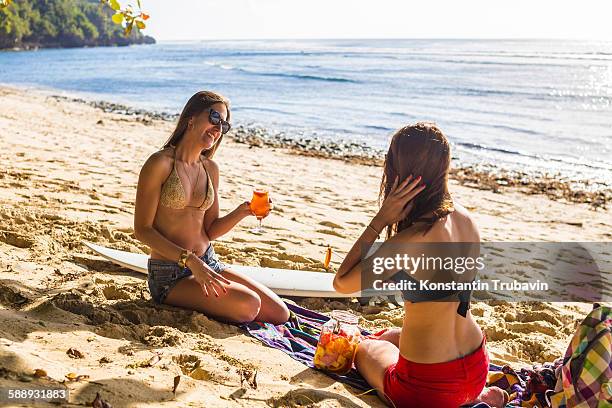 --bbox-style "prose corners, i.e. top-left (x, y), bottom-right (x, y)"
top-left (1, 85), bottom-right (611, 407)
